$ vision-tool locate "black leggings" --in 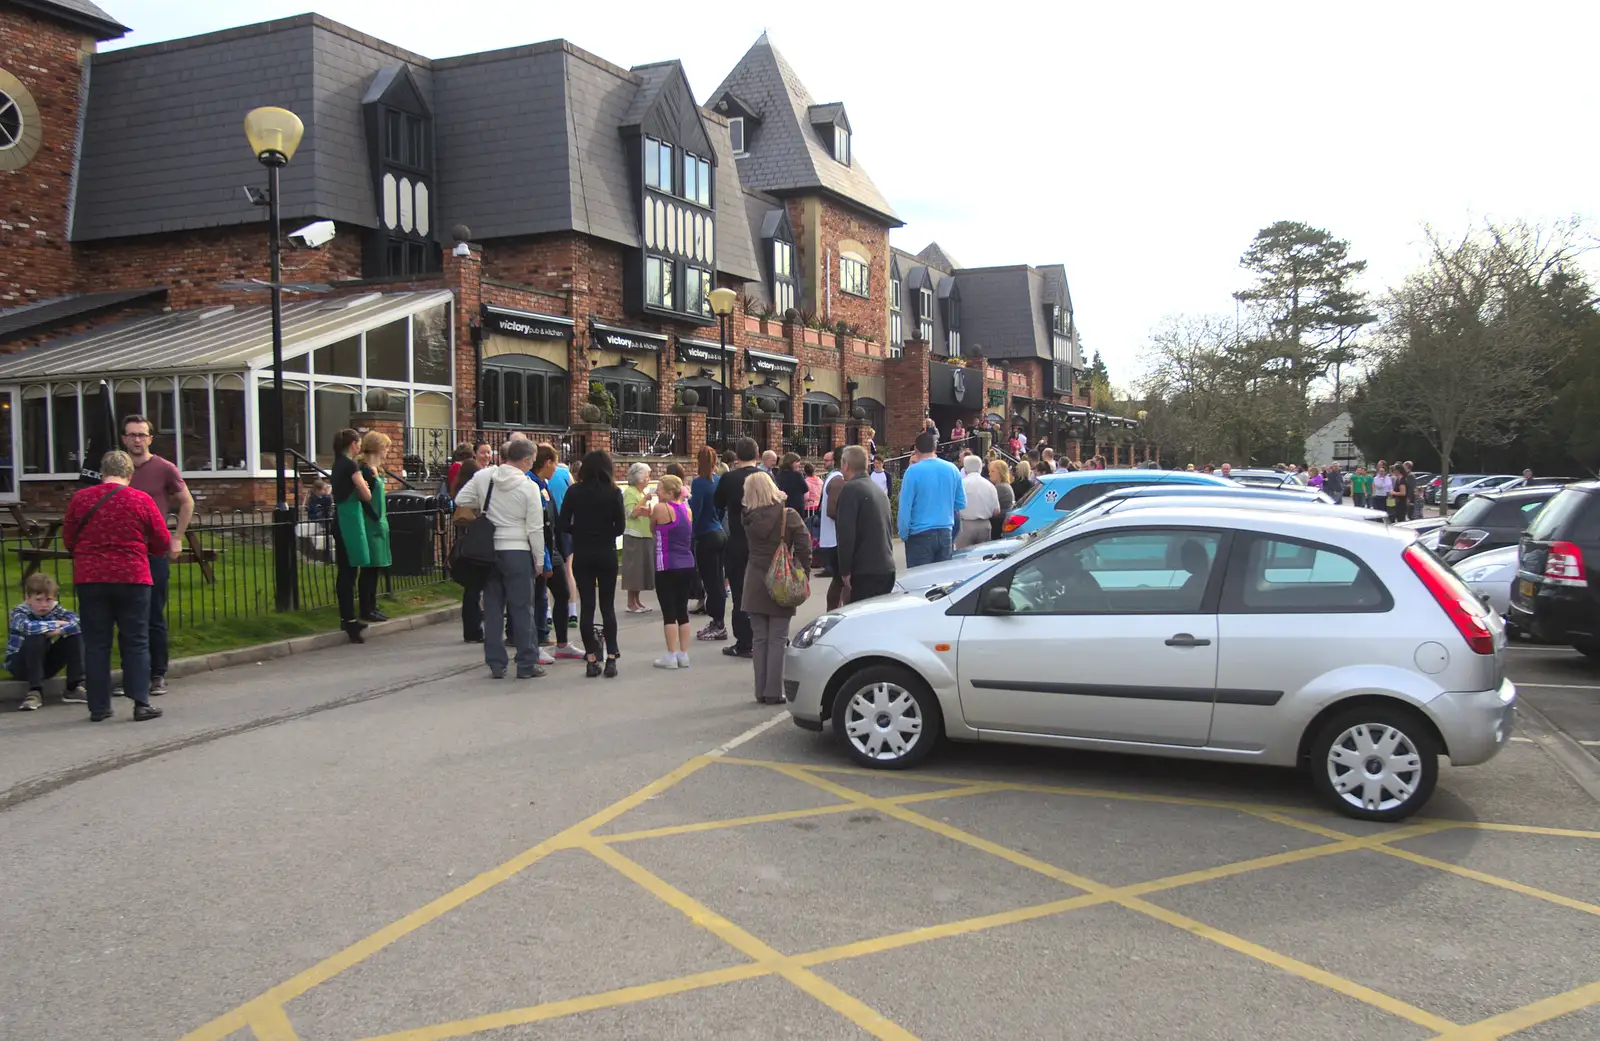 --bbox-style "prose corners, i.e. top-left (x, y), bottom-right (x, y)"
top-left (695, 531), bottom-right (726, 626)
top-left (572, 549), bottom-right (619, 659)
top-left (656, 568), bottom-right (695, 626)
top-left (334, 530), bottom-right (378, 622)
